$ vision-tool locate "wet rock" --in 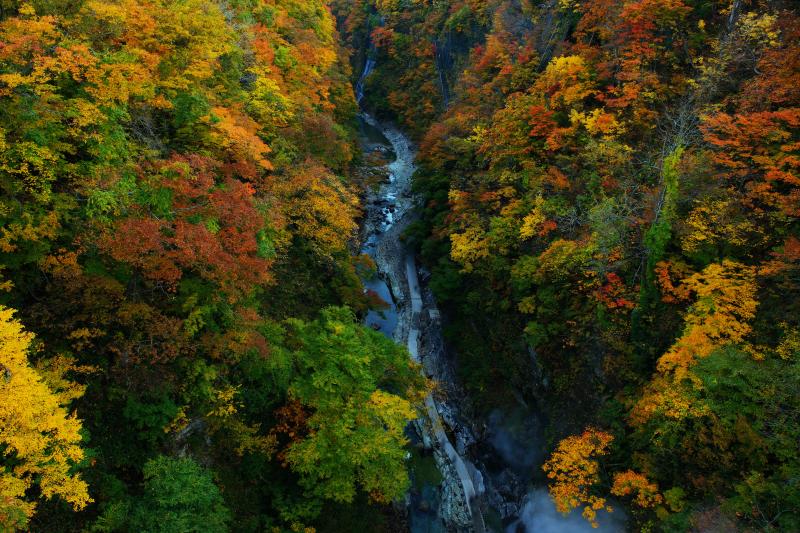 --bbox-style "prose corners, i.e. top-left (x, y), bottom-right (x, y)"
top-left (498, 502), bottom-right (520, 520)
top-left (438, 456), bottom-right (473, 529)
top-left (358, 113), bottom-right (484, 532)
